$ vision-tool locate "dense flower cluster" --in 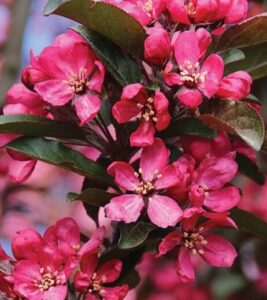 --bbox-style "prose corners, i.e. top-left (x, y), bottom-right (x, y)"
top-left (1, 0), bottom-right (265, 299)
